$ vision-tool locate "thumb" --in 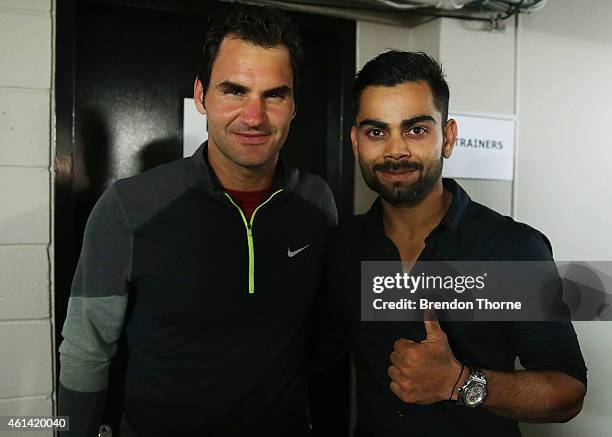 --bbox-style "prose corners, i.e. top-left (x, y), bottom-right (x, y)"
top-left (423, 309), bottom-right (444, 340)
